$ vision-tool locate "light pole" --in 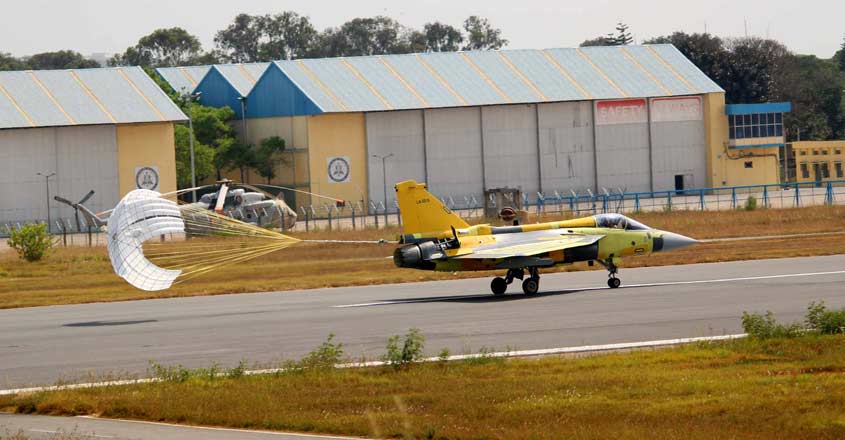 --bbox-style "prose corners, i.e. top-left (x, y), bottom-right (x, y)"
top-left (187, 92), bottom-right (202, 202)
top-left (372, 153), bottom-right (393, 211)
top-left (236, 96), bottom-right (248, 144)
top-left (36, 172), bottom-right (56, 231)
